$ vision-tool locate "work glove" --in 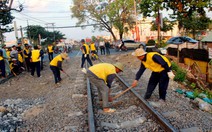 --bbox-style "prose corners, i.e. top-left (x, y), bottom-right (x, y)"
top-left (81, 68), bottom-right (87, 74)
top-left (168, 71), bottom-right (175, 80)
top-left (84, 54), bottom-right (87, 58)
top-left (131, 80), bottom-right (138, 88)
